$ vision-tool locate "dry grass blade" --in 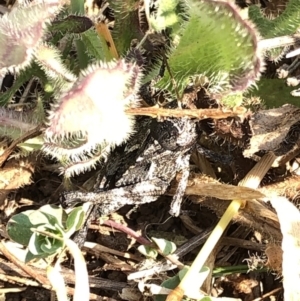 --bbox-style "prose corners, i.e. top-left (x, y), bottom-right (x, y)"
top-left (261, 174), bottom-right (300, 201)
top-left (95, 21), bottom-right (119, 59)
top-left (169, 173), bottom-right (280, 235)
top-left (0, 241), bottom-right (51, 288)
top-left (169, 173), bottom-right (265, 200)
